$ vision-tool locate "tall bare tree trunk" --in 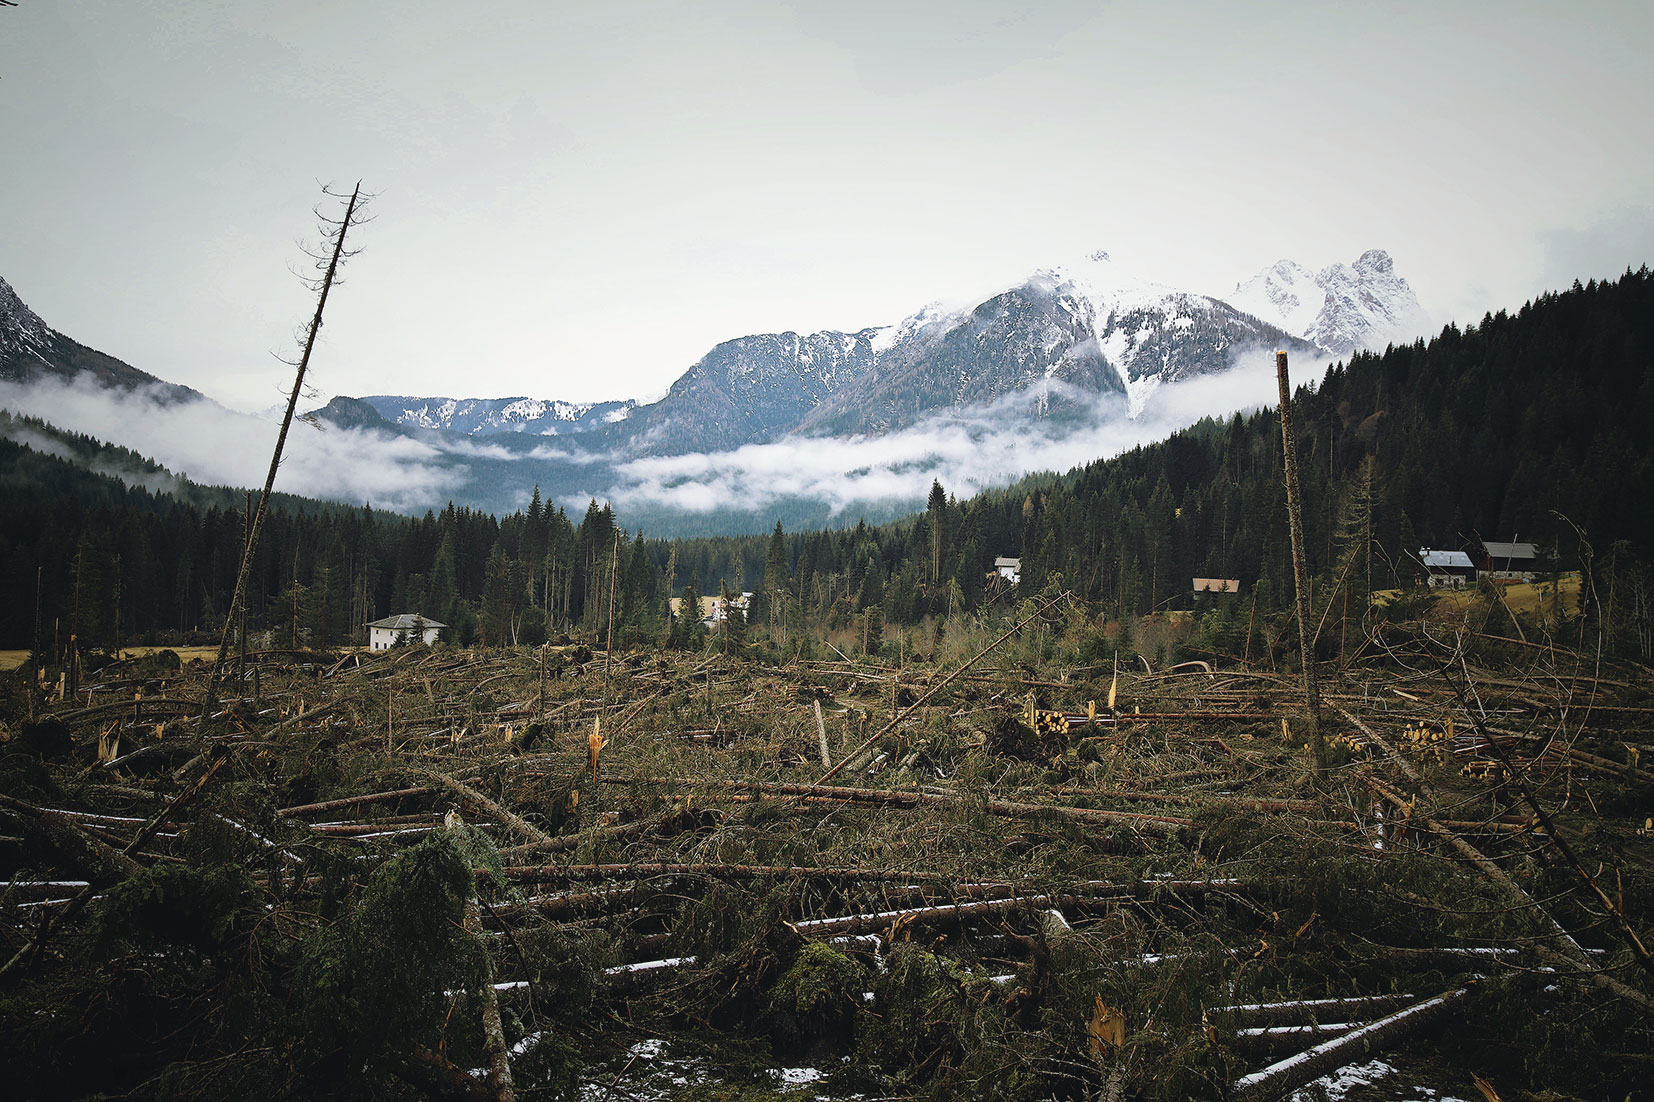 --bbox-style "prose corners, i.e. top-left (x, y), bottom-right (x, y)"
top-left (202, 183), bottom-right (364, 720)
top-left (1275, 351), bottom-right (1326, 777)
